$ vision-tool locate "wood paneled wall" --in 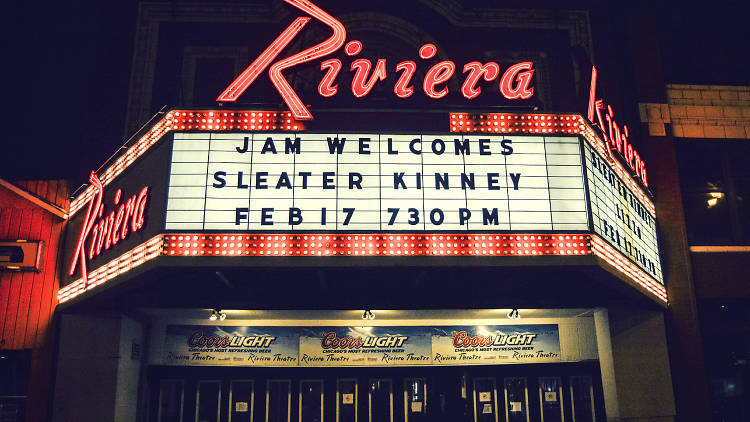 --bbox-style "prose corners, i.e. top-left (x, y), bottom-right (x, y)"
top-left (0, 179), bottom-right (68, 350)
